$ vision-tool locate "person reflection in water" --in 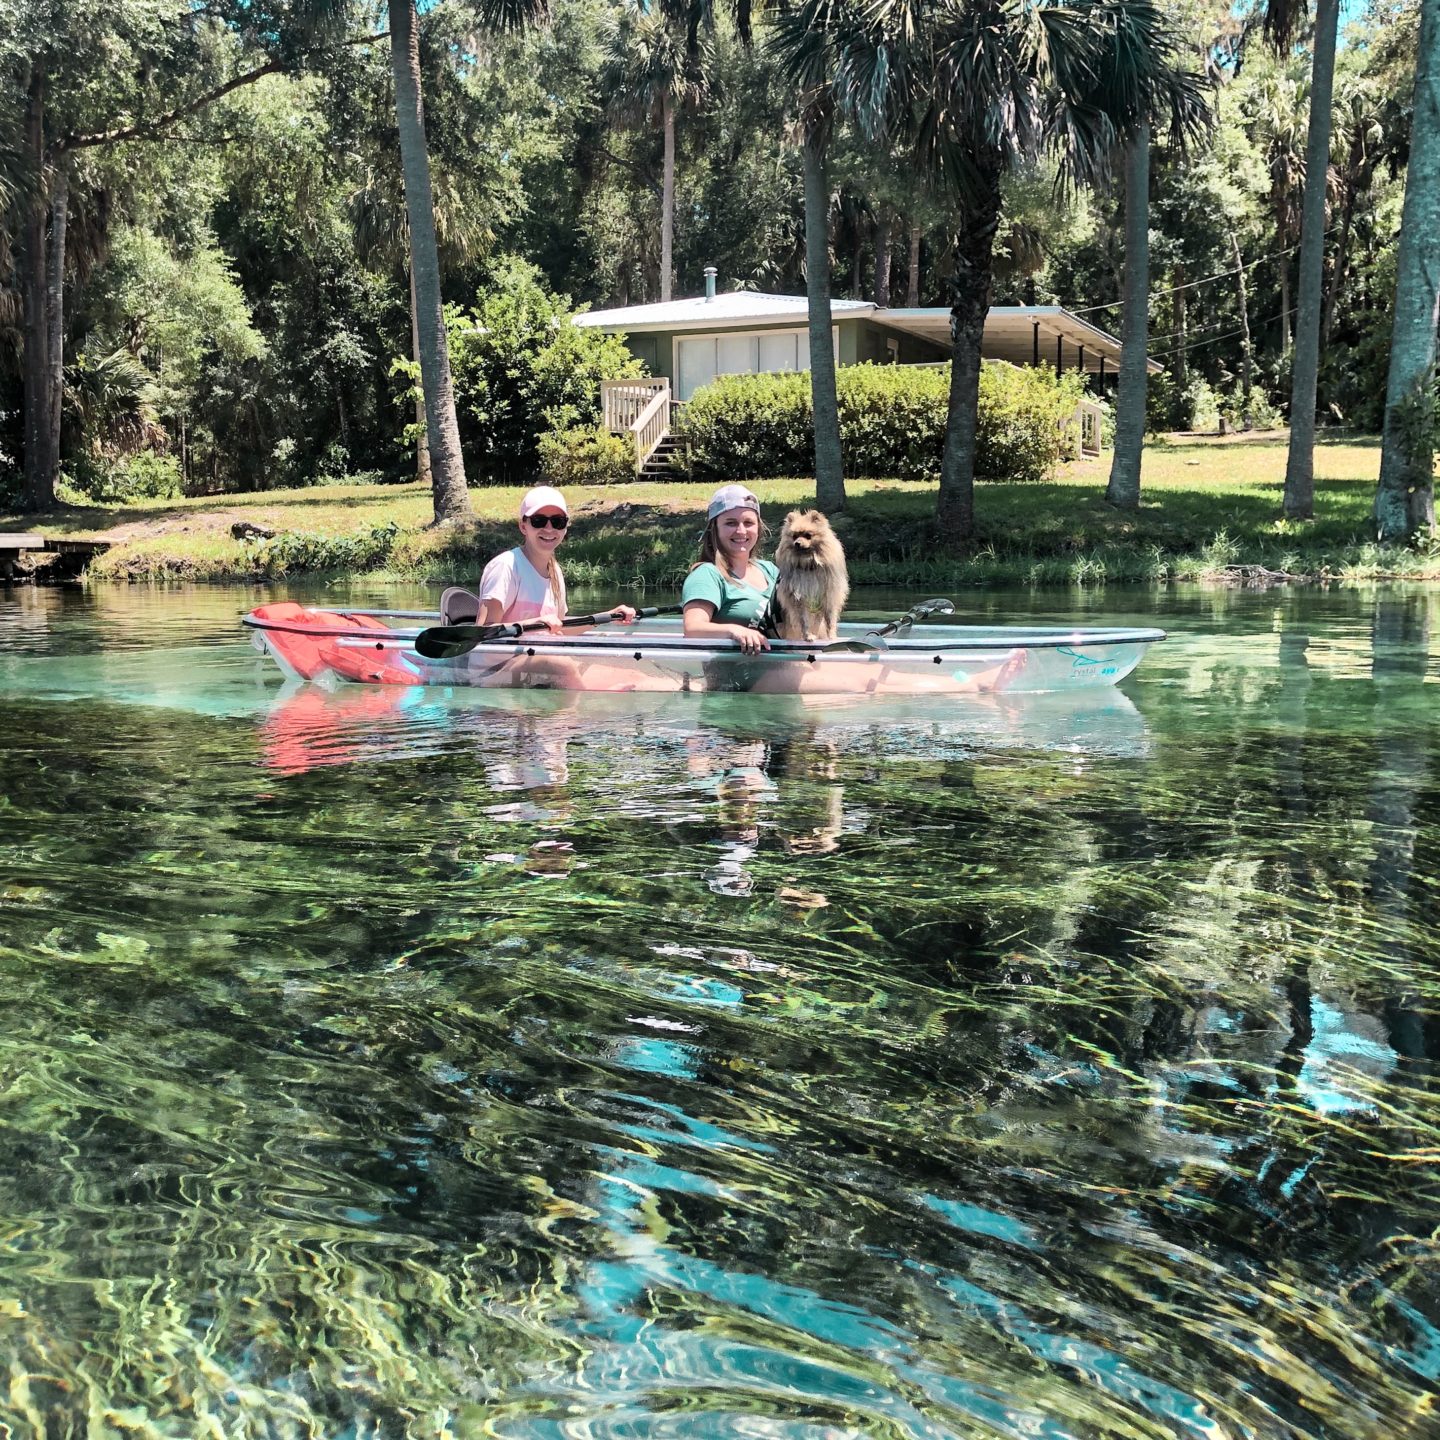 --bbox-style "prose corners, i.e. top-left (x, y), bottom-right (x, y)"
top-left (687, 711), bottom-right (847, 897)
